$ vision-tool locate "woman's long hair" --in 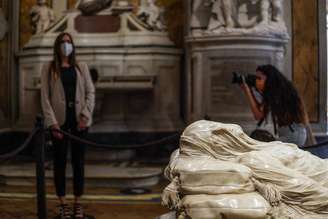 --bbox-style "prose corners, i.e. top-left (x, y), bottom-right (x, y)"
top-left (257, 65), bottom-right (307, 132)
top-left (50, 32), bottom-right (78, 80)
